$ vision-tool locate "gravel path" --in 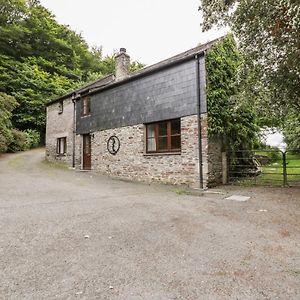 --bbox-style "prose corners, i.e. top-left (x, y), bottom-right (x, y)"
top-left (0, 149), bottom-right (300, 299)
